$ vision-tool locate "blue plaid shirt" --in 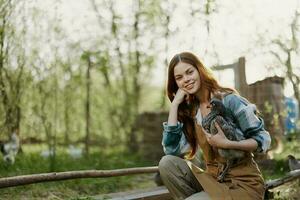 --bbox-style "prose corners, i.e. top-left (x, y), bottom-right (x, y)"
top-left (162, 94), bottom-right (271, 156)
